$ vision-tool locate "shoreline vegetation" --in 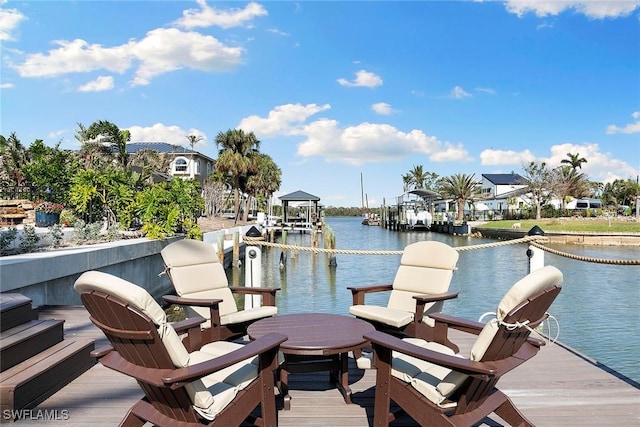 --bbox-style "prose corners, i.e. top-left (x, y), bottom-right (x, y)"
top-left (477, 218), bottom-right (640, 234)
